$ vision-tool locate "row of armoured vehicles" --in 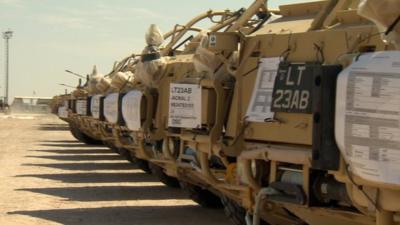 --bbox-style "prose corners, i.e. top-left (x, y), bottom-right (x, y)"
top-left (54, 0), bottom-right (400, 224)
